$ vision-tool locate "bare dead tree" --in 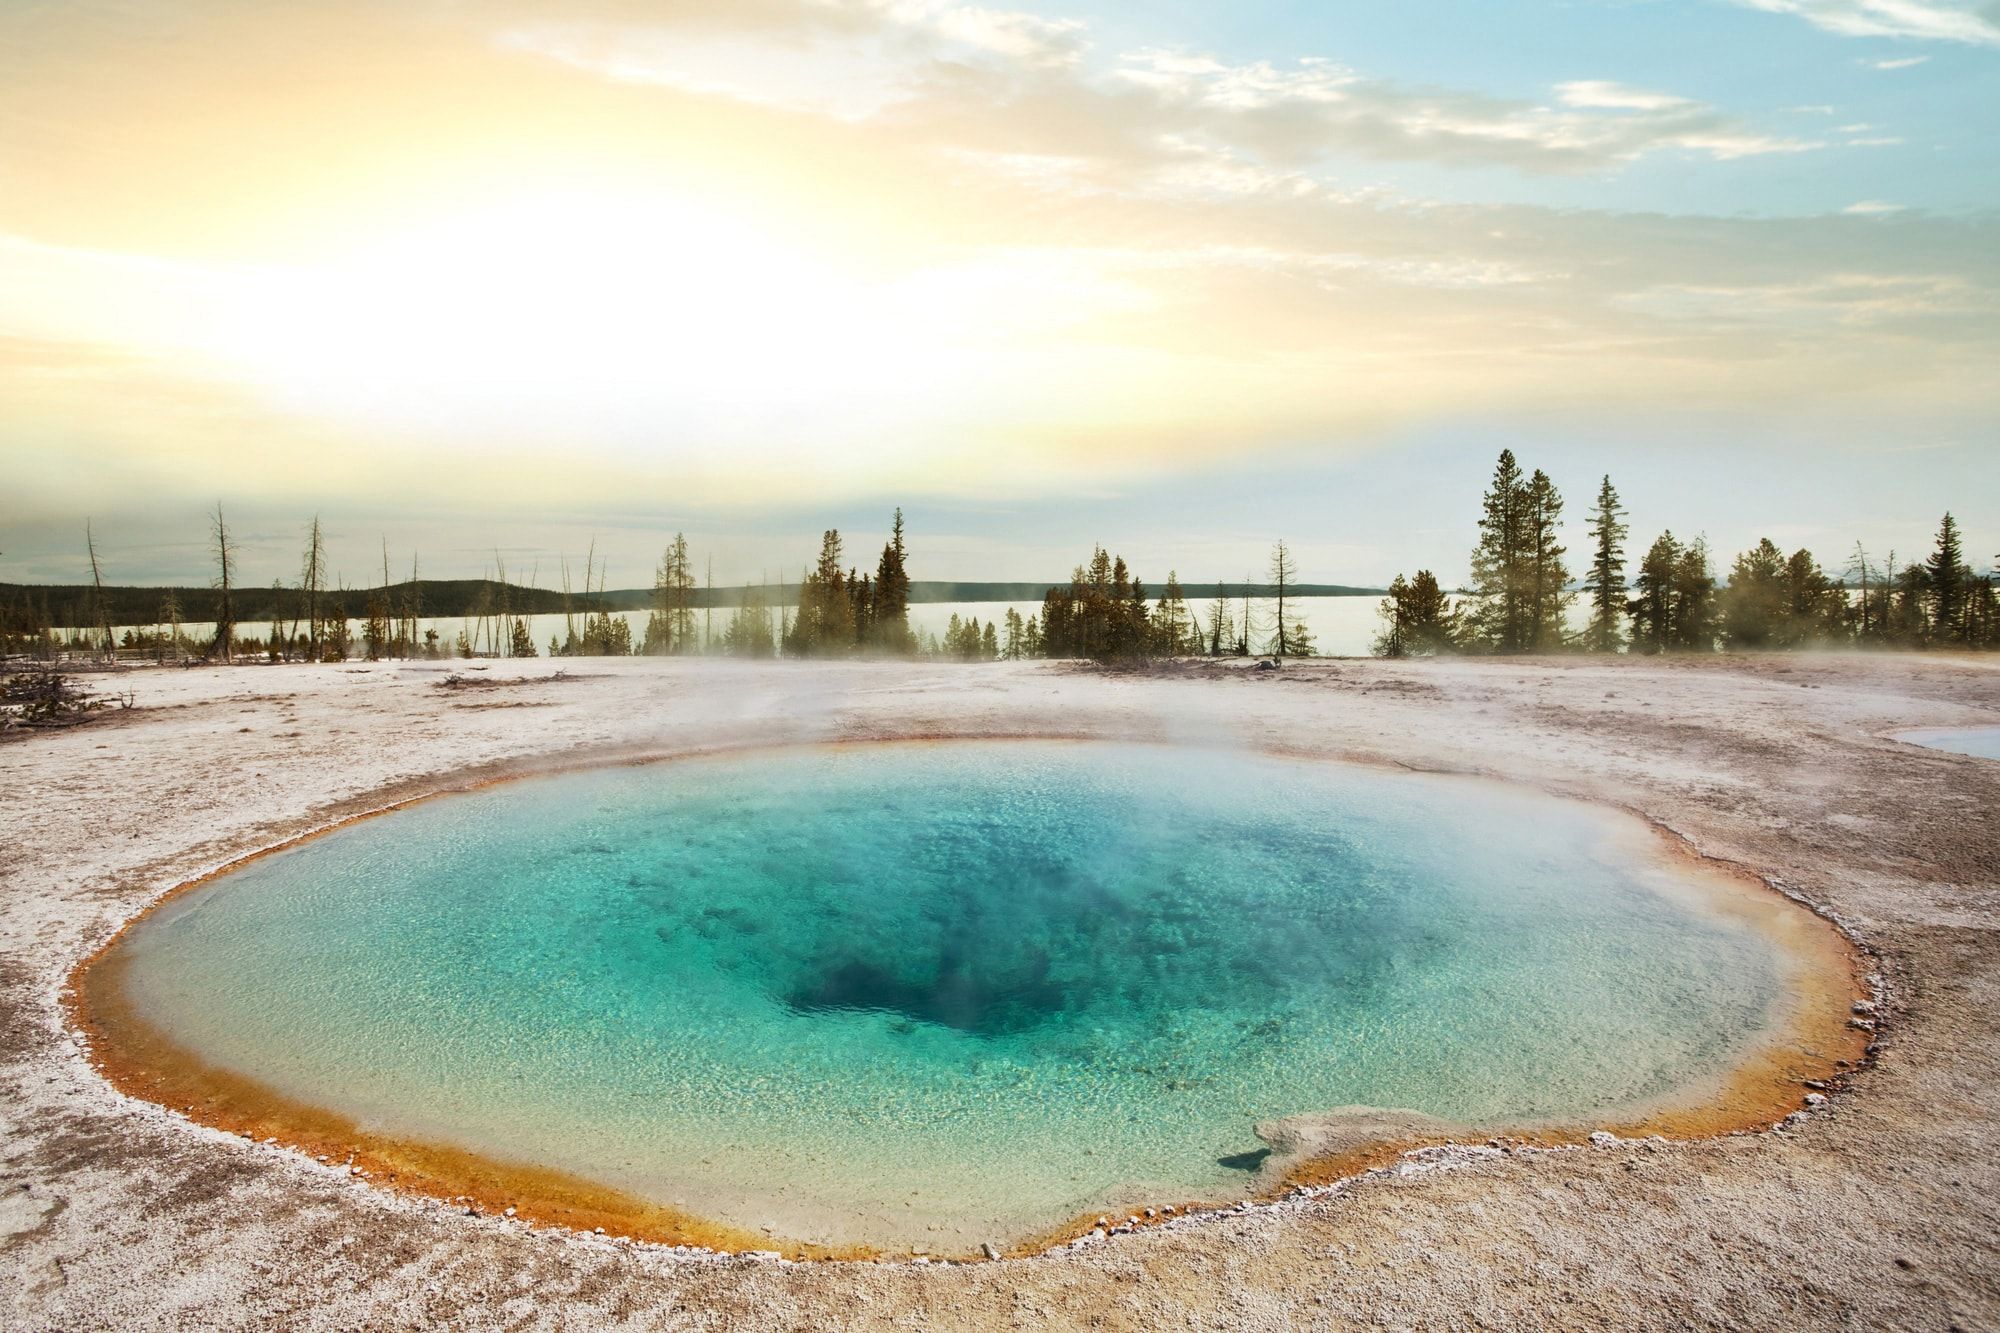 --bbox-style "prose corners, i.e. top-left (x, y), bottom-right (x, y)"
top-left (301, 515), bottom-right (326, 661)
top-left (212, 503), bottom-right (237, 662)
top-left (84, 520), bottom-right (113, 660)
